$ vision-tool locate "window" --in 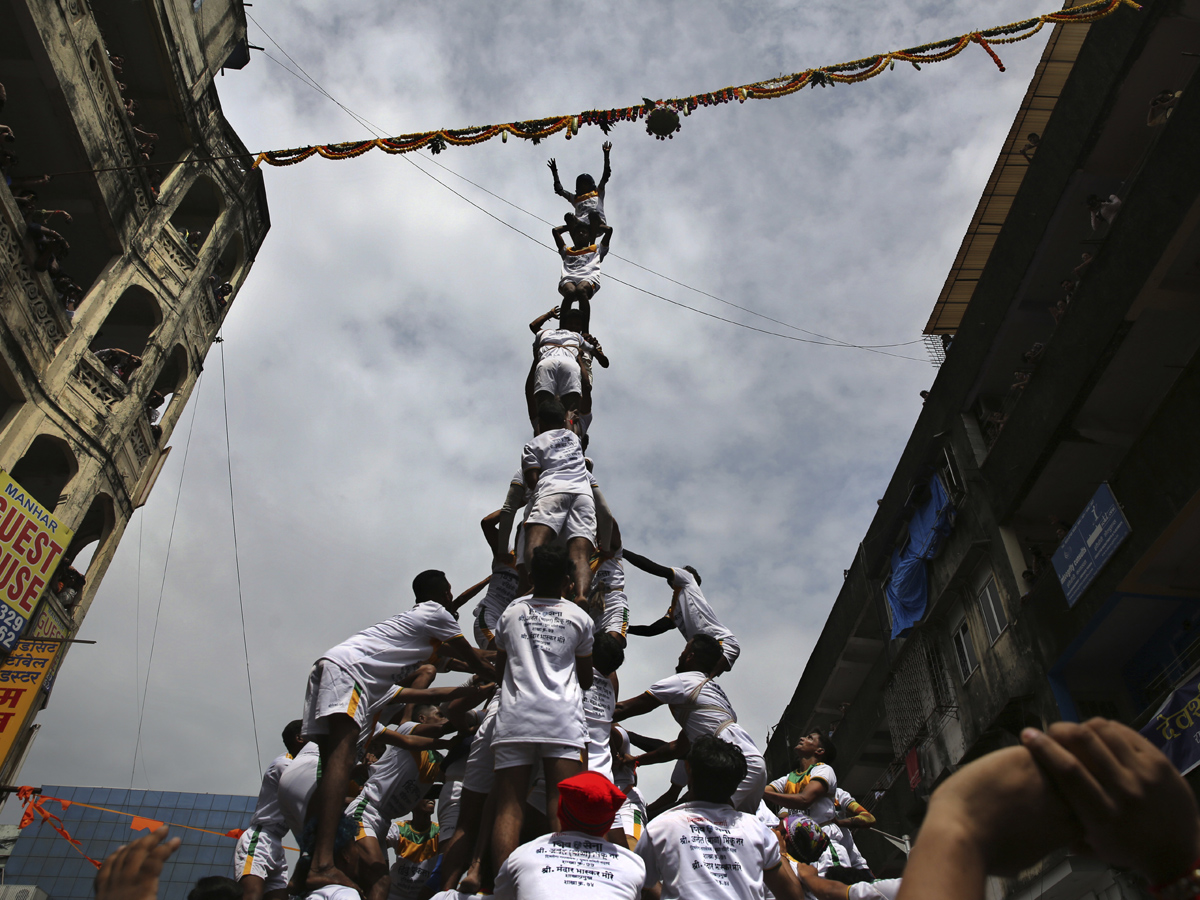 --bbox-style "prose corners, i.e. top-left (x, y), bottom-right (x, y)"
top-left (977, 575), bottom-right (1008, 644)
top-left (951, 619), bottom-right (978, 682)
